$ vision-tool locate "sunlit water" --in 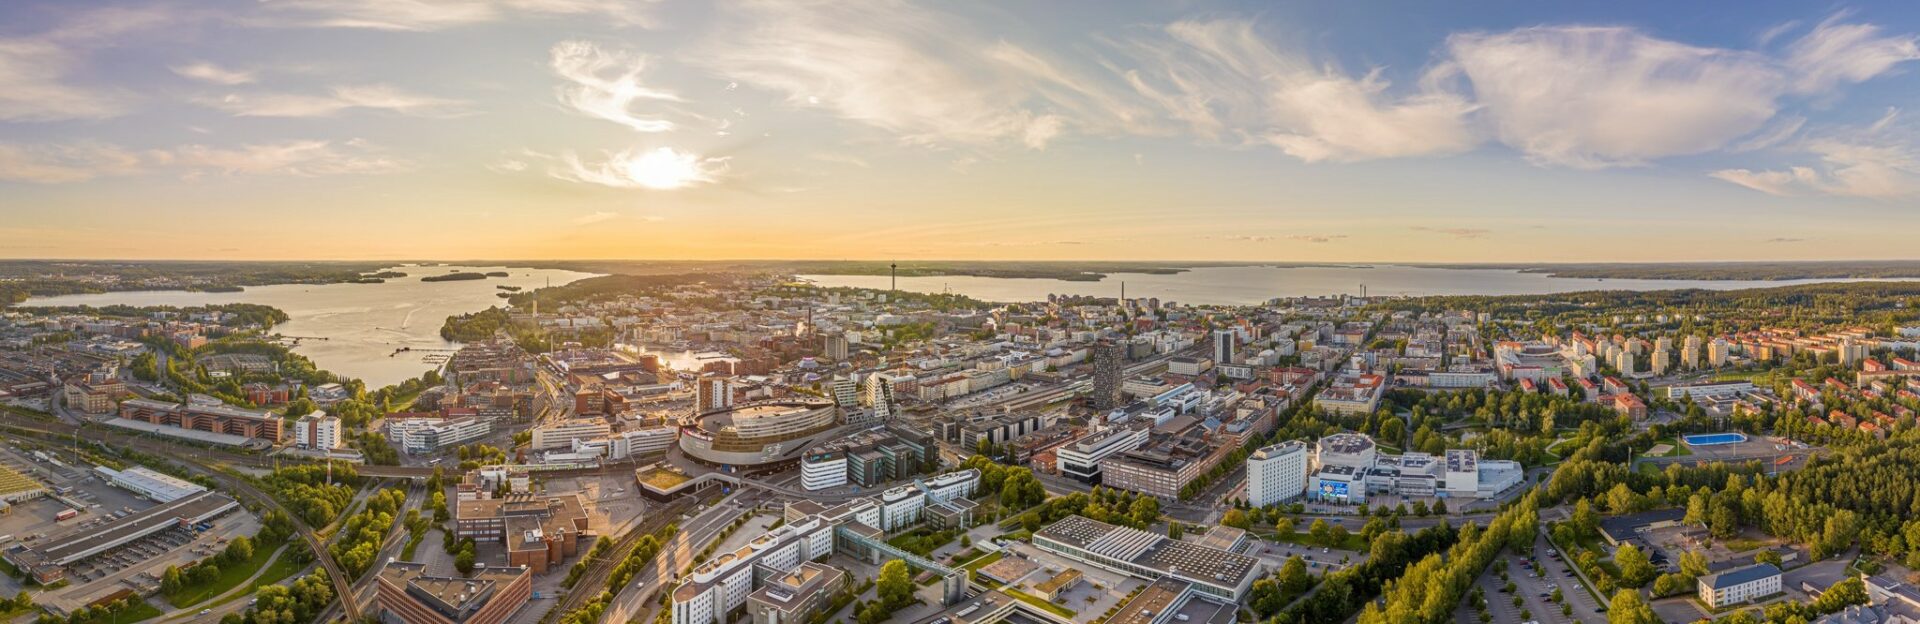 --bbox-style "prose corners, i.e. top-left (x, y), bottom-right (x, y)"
top-left (800, 265), bottom-right (1915, 305)
top-left (25, 265), bottom-right (597, 388)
